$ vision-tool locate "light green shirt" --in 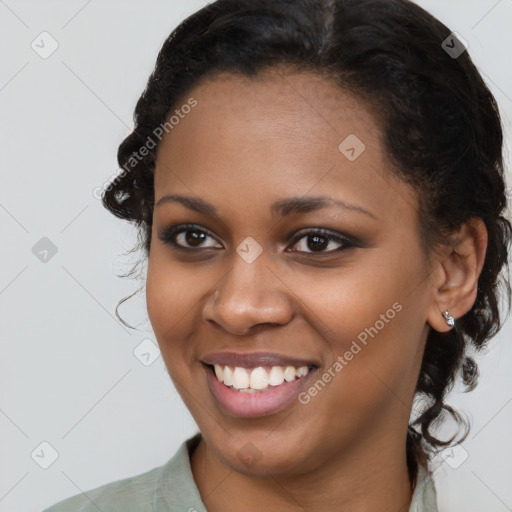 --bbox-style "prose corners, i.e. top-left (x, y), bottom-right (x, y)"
top-left (43, 434), bottom-right (439, 511)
